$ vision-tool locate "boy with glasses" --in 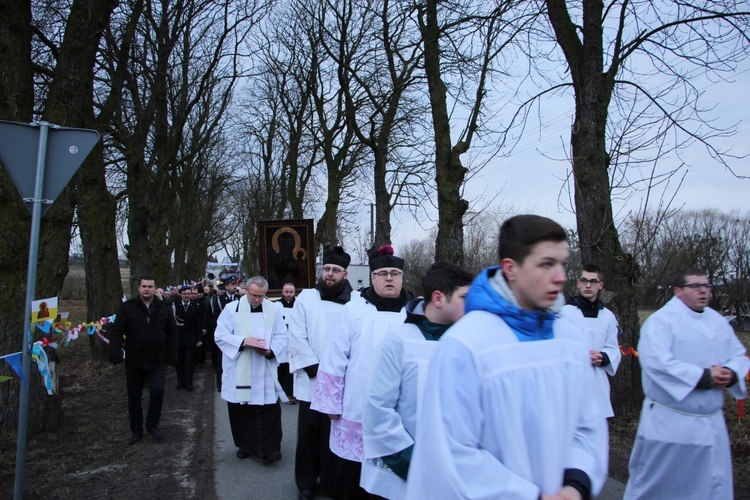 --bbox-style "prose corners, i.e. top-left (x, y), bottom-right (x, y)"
top-left (560, 264), bottom-right (621, 418)
top-left (625, 268), bottom-right (748, 499)
top-left (312, 245), bottom-right (414, 499)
